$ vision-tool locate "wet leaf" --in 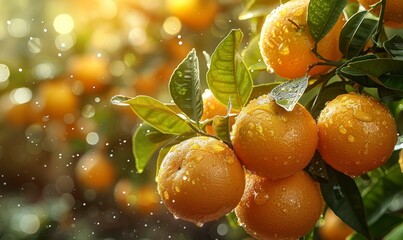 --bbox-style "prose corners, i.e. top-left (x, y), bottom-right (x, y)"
top-left (207, 29), bottom-right (253, 110)
top-left (337, 54), bottom-right (379, 87)
top-left (384, 35), bottom-right (403, 60)
top-left (133, 123), bottom-right (173, 173)
top-left (269, 76), bottom-right (308, 111)
top-left (305, 151), bottom-right (329, 183)
top-left (156, 146), bottom-right (172, 177)
top-left (339, 11), bottom-right (378, 59)
top-left (308, 0), bottom-right (347, 43)
top-left (169, 48), bottom-right (203, 122)
top-left (238, 0), bottom-right (279, 20)
top-left (347, 58), bottom-right (403, 91)
top-left (125, 95), bottom-right (192, 135)
top-left (362, 165), bottom-right (403, 225)
top-left (211, 115), bottom-right (232, 146)
top-left (320, 165), bottom-right (370, 239)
